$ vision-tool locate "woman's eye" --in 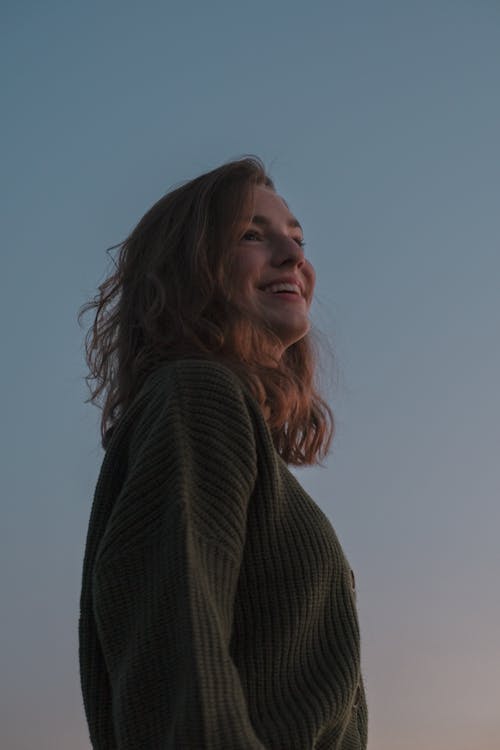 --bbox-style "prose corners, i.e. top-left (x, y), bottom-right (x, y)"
top-left (241, 230), bottom-right (305, 248)
top-left (242, 231), bottom-right (262, 241)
